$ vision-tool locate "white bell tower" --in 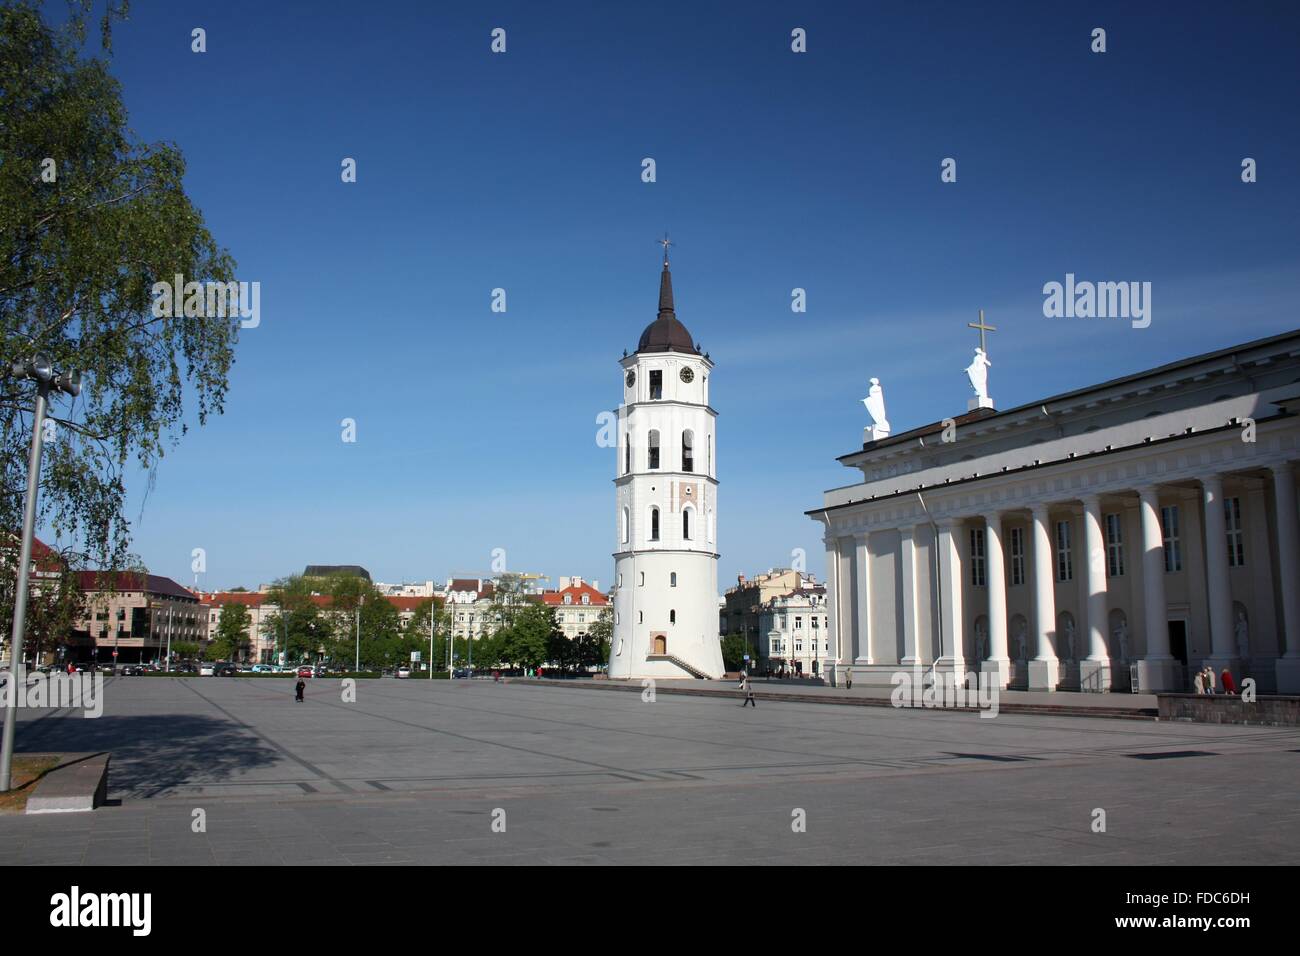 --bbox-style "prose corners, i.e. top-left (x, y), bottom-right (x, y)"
top-left (609, 243), bottom-right (724, 680)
